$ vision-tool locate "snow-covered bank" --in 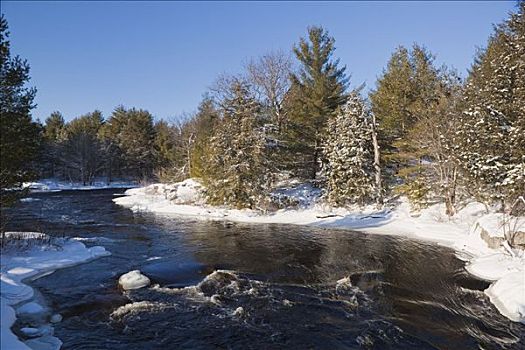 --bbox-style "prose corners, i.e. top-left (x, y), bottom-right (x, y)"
top-left (1, 232), bottom-right (110, 350)
top-left (113, 181), bottom-right (525, 323)
top-left (22, 178), bottom-right (138, 193)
